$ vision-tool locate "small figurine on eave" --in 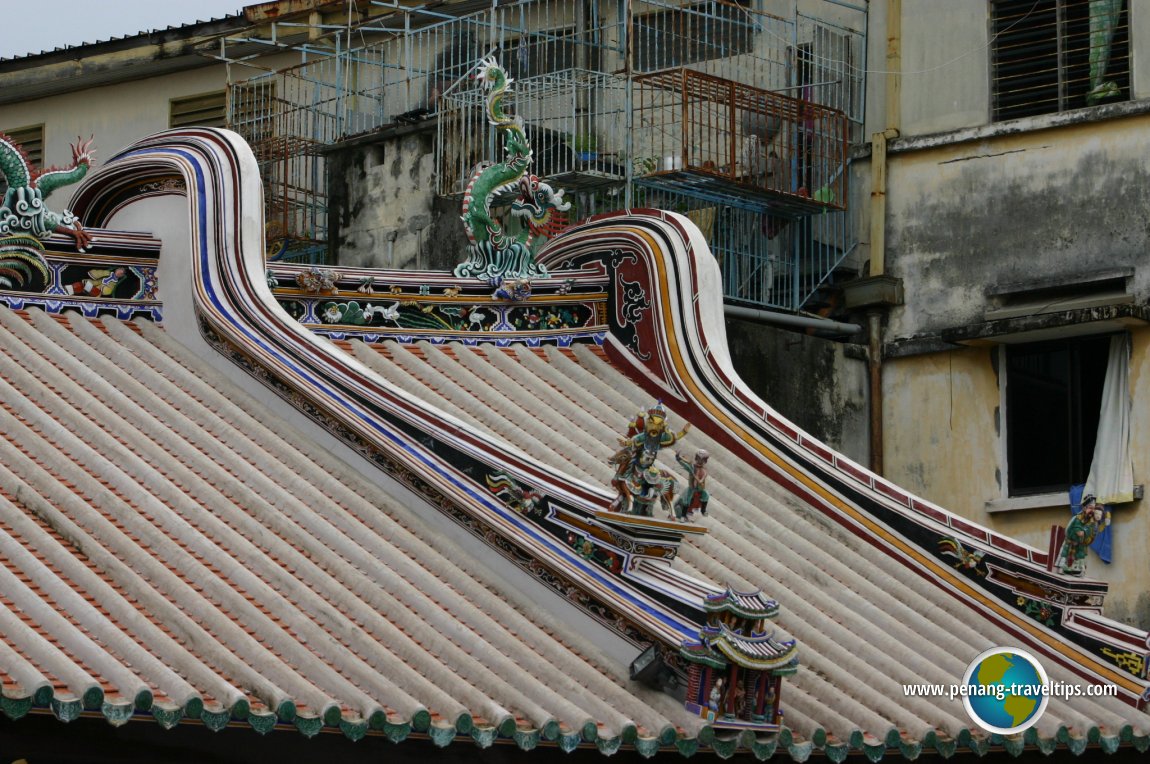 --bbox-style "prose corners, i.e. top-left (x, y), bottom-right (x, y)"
top-left (672, 449), bottom-right (710, 521)
top-left (1057, 493), bottom-right (1110, 576)
top-left (607, 402), bottom-right (690, 515)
